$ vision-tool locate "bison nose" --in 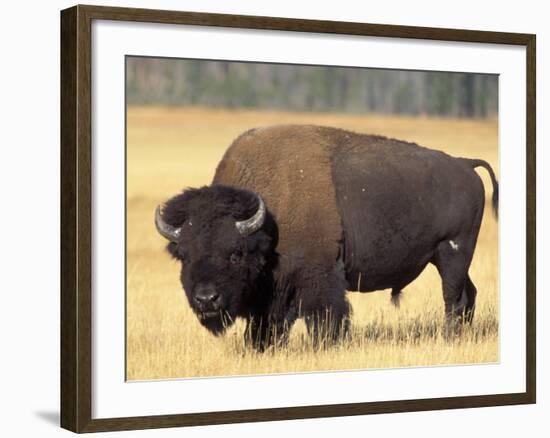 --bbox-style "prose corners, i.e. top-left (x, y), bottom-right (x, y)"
top-left (194, 286), bottom-right (220, 308)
